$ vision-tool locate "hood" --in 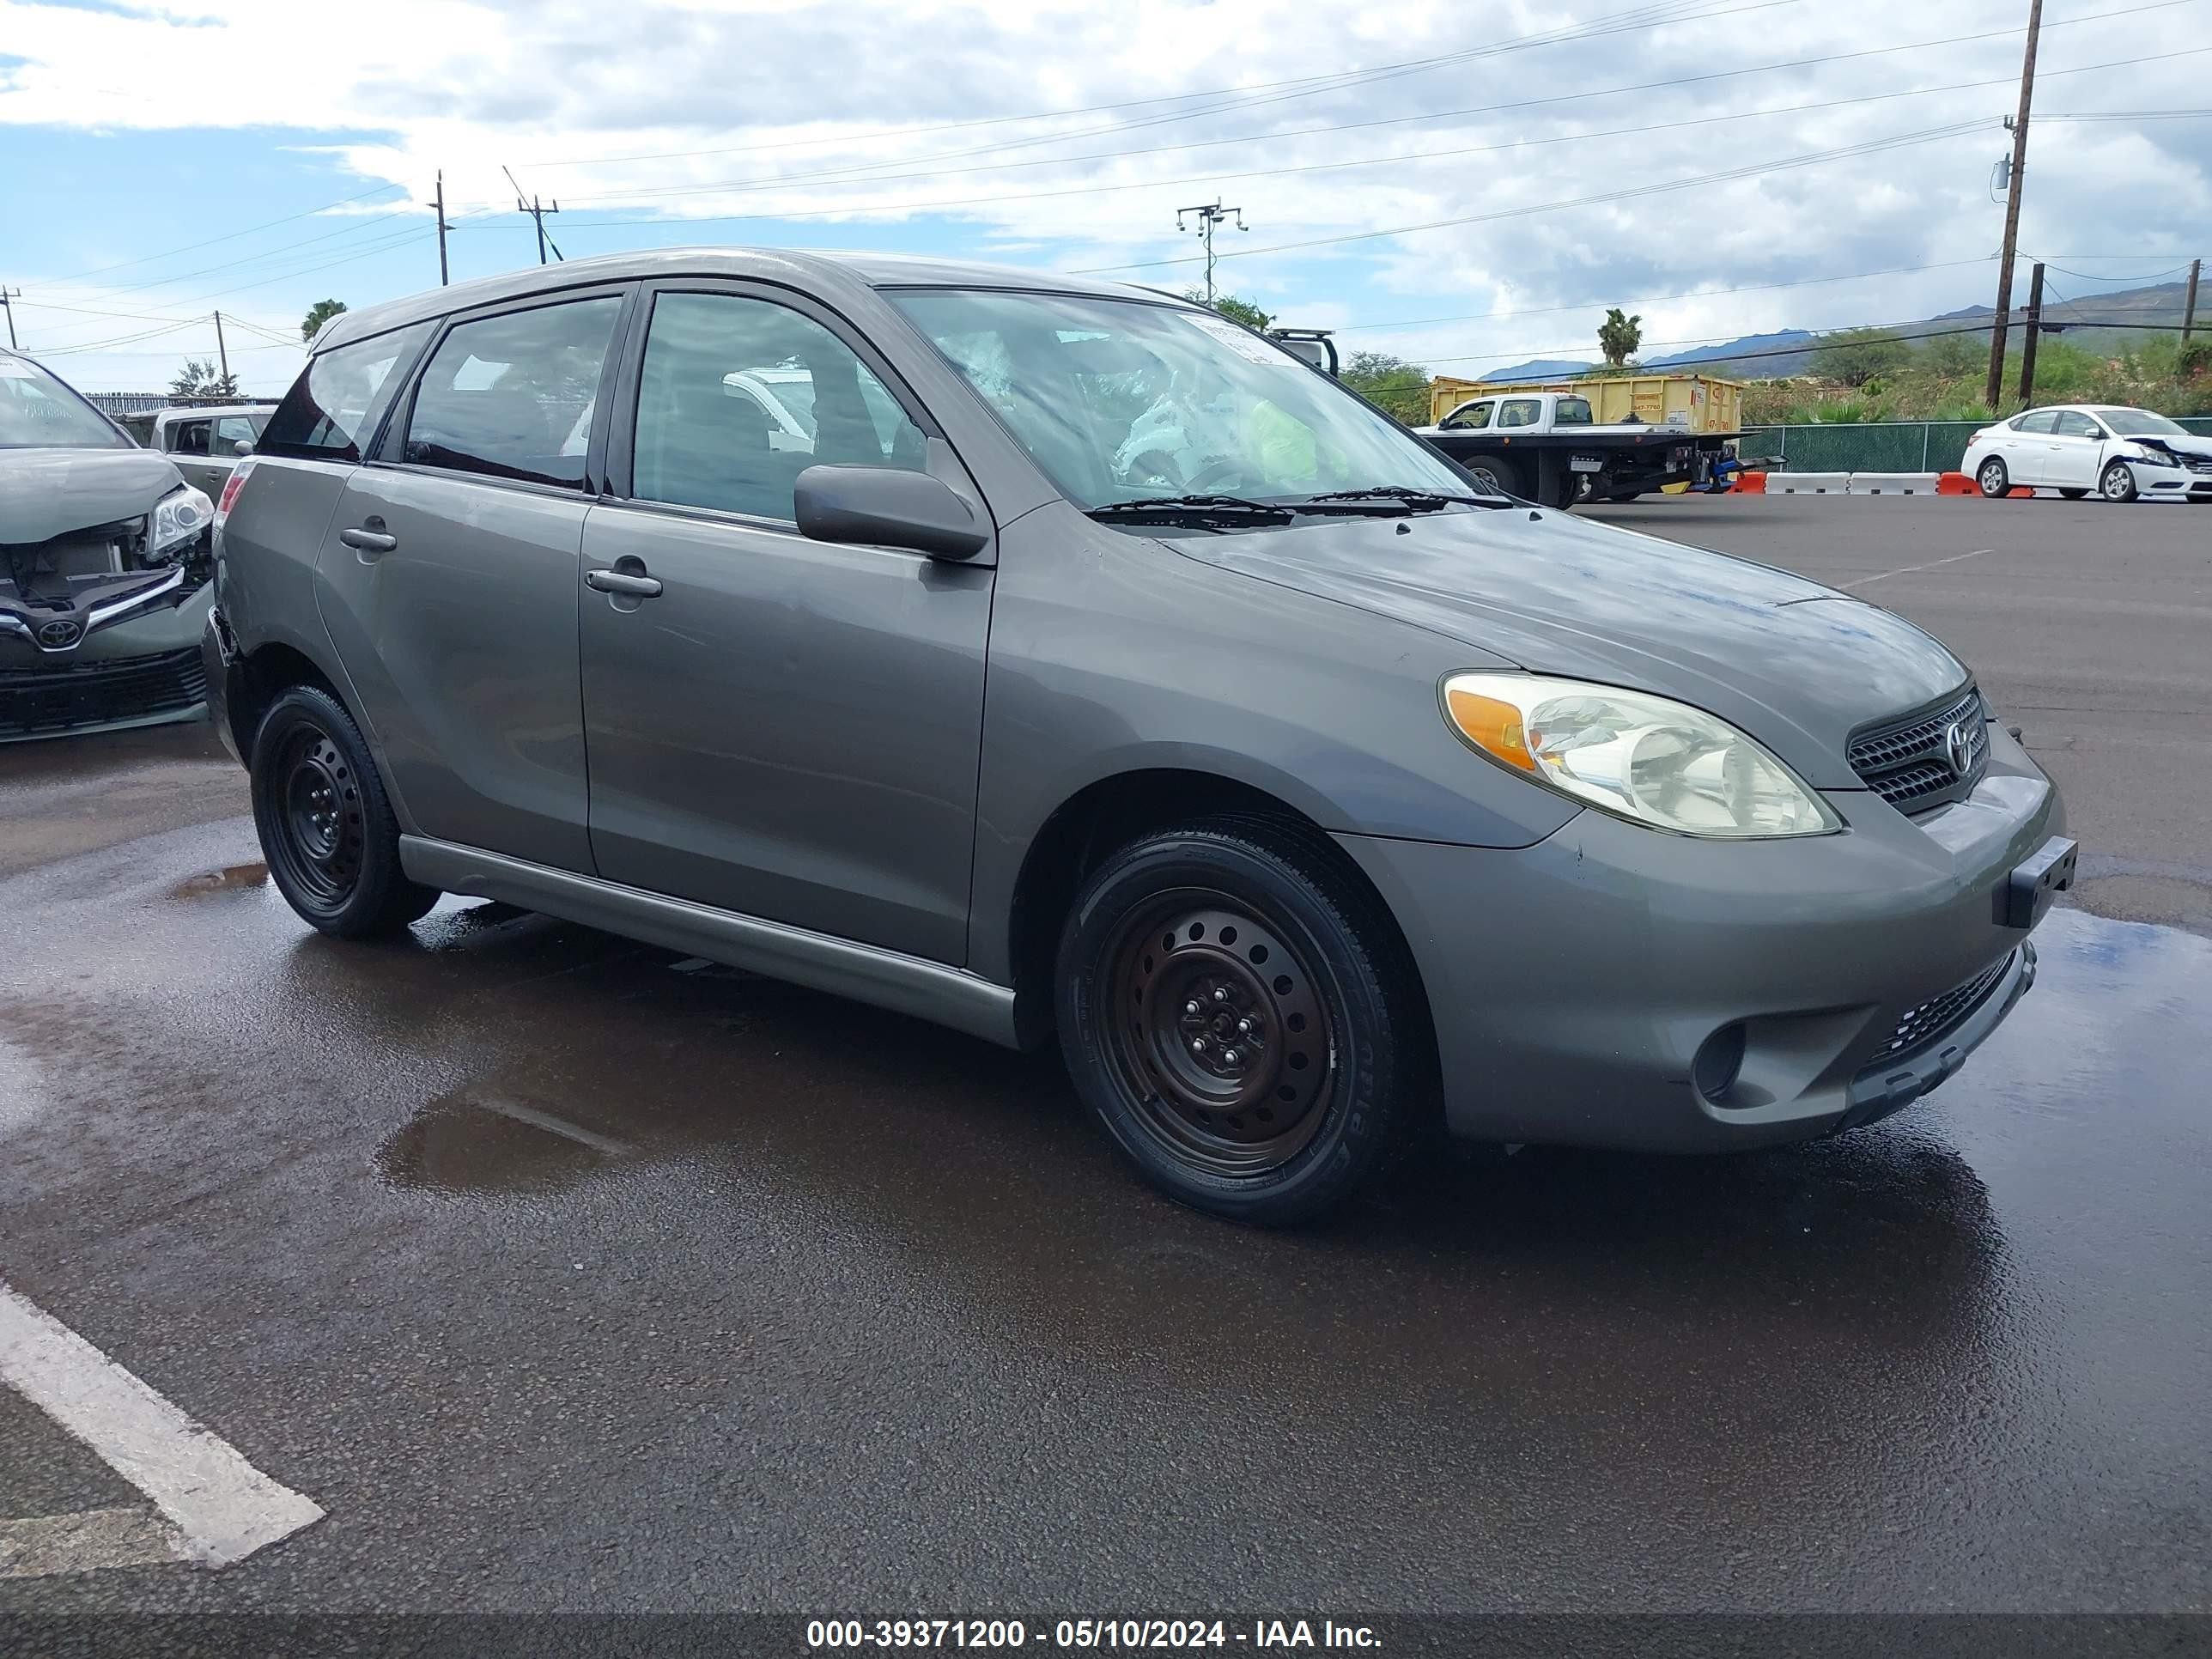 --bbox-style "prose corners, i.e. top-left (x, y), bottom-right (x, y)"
top-left (2128, 434), bottom-right (2212, 464)
top-left (1177, 507), bottom-right (1969, 790)
top-left (0, 447), bottom-right (182, 546)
